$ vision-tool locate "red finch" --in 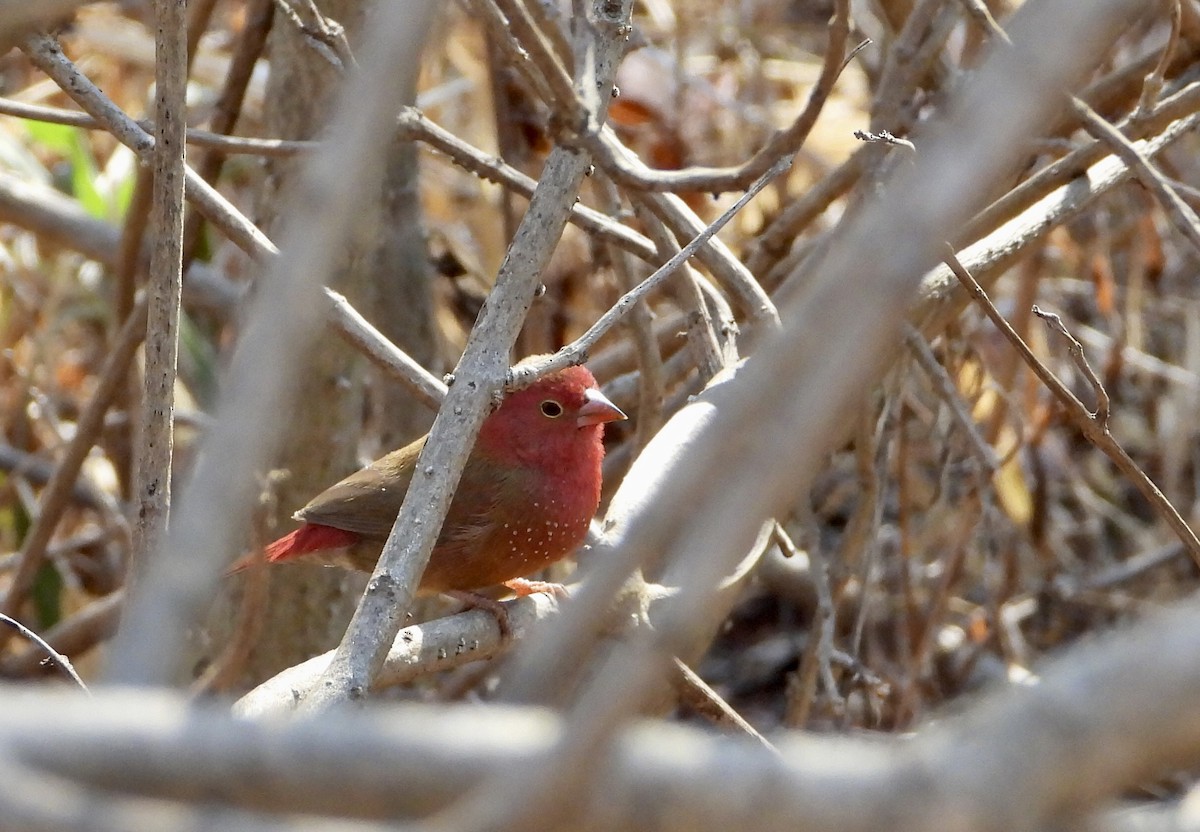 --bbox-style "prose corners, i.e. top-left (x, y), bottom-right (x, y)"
top-left (231, 363), bottom-right (625, 597)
